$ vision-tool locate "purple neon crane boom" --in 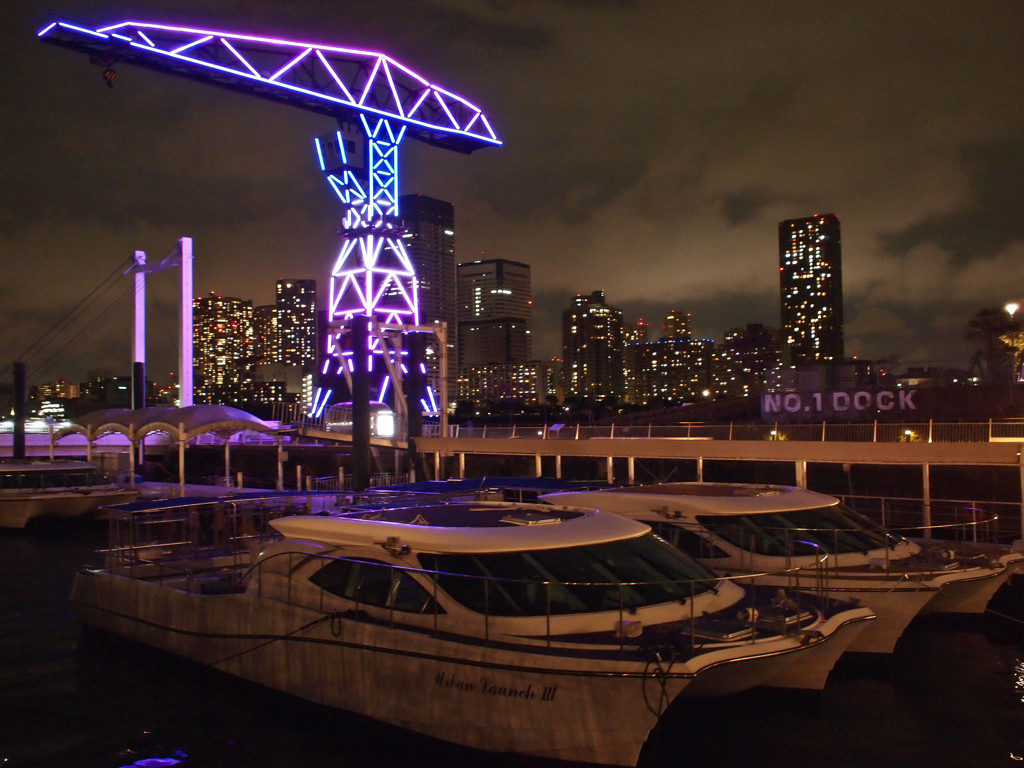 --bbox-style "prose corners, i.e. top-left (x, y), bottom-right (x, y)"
top-left (40, 15), bottom-right (498, 419)
top-left (38, 18), bottom-right (501, 153)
